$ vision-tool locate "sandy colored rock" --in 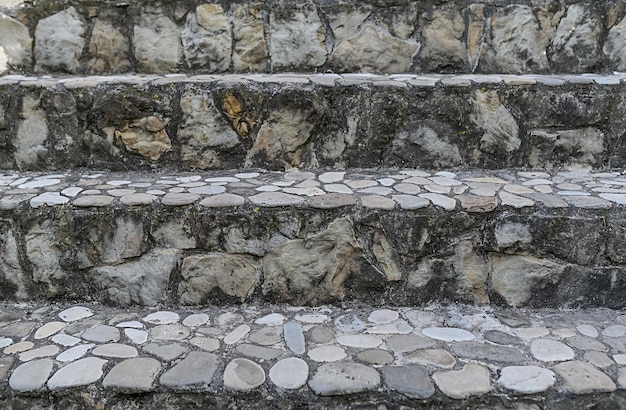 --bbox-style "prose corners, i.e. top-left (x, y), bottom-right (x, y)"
top-left (88, 19), bottom-right (131, 74)
top-left (133, 9), bottom-right (180, 73)
top-left (181, 4), bottom-right (231, 71)
top-left (420, 9), bottom-right (465, 72)
top-left (331, 24), bottom-right (418, 73)
top-left (233, 3), bottom-right (267, 72)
